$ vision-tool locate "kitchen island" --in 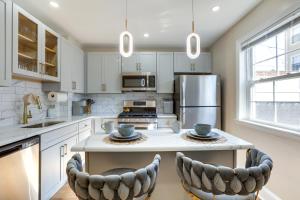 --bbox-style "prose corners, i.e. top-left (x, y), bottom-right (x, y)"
top-left (72, 128), bottom-right (253, 200)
